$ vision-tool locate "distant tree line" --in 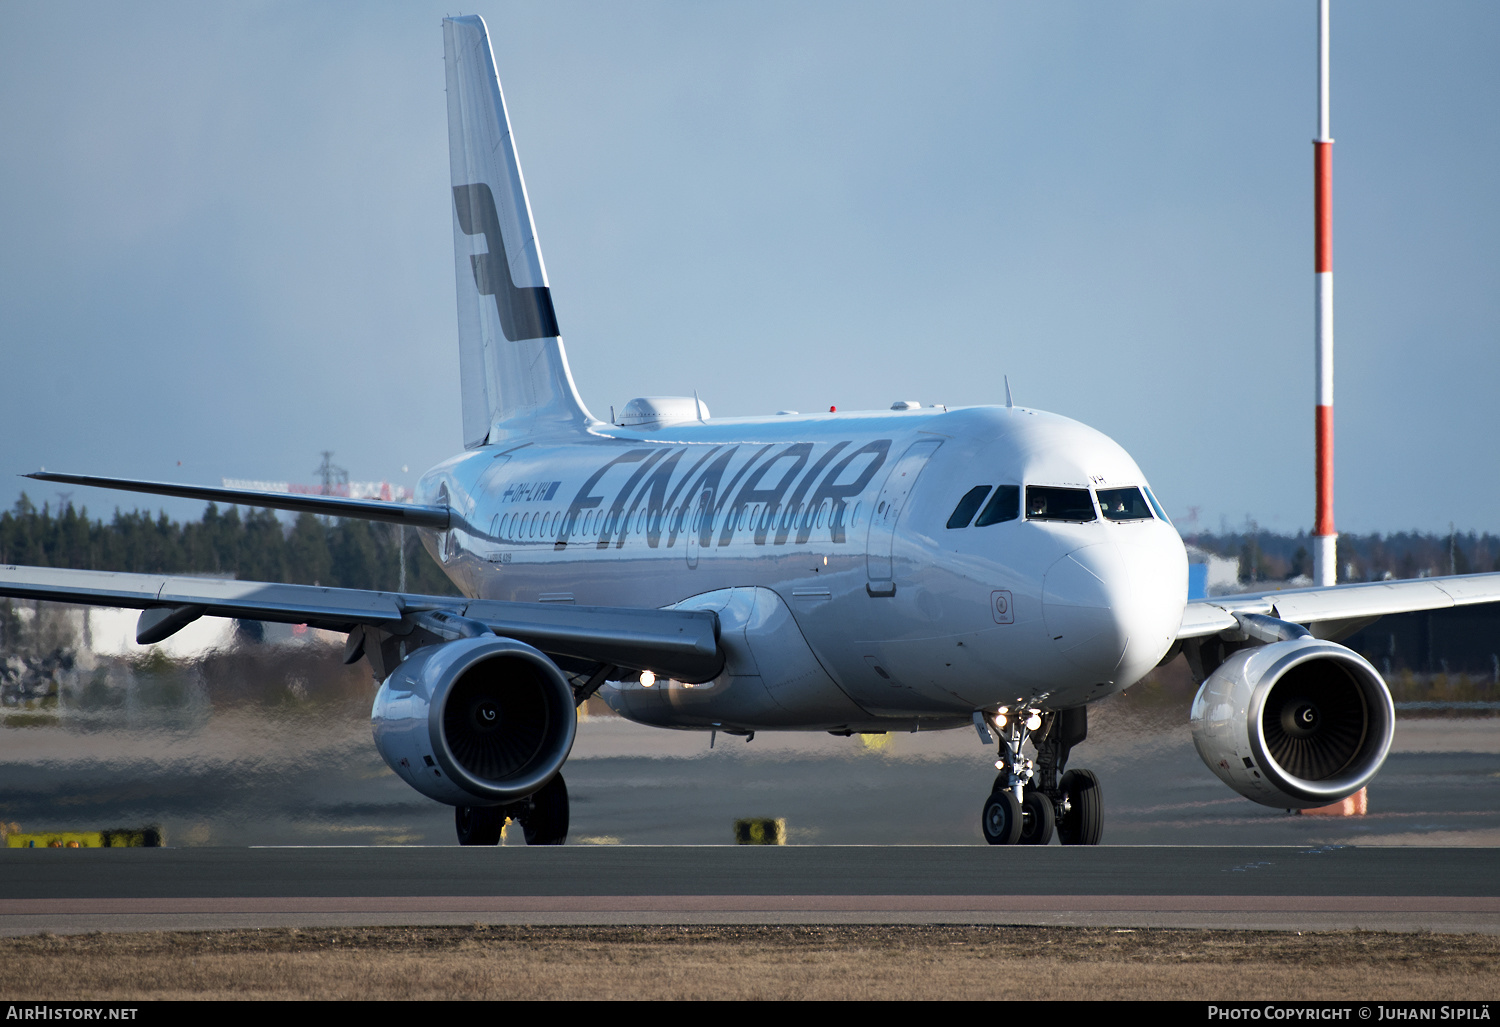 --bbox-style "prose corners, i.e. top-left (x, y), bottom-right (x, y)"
top-left (0, 494), bottom-right (459, 596)
top-left (1188, 528), bottom-right (1500, 585)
